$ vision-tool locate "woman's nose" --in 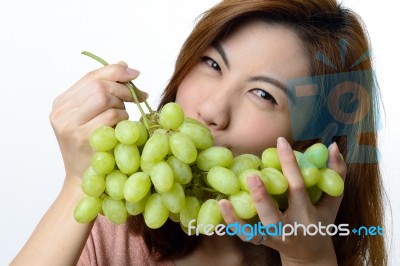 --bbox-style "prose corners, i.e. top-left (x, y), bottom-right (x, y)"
top-left (197, 87), bottom-right (231, 131)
